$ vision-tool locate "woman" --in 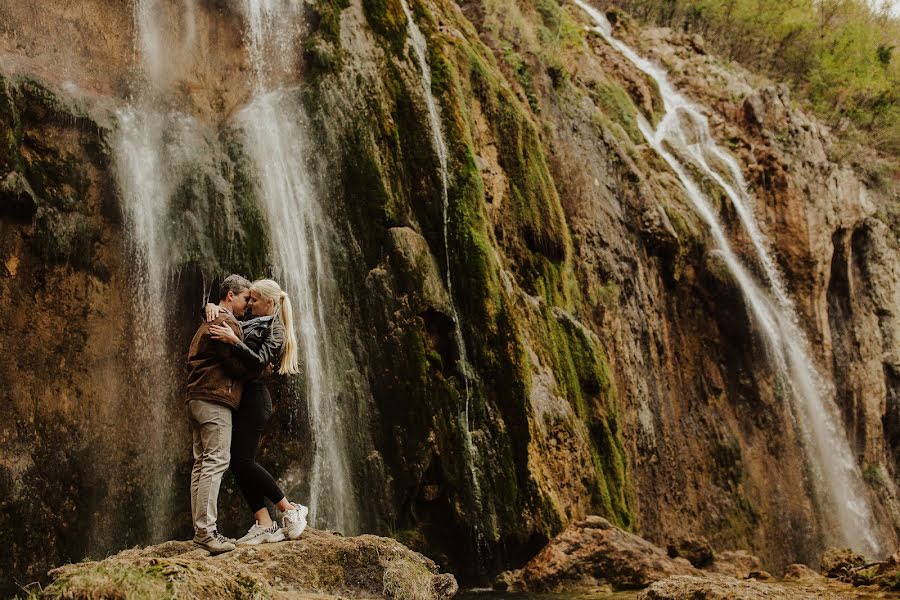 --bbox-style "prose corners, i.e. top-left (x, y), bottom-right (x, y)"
top-left (207, 278), bottom-right (308, 546)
